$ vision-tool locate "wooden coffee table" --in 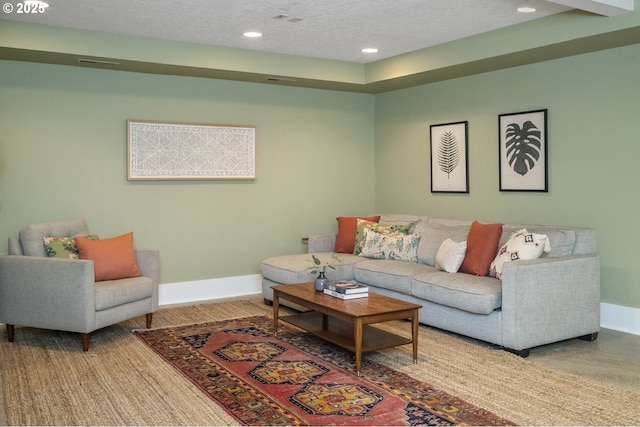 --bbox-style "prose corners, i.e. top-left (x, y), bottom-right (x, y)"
top-left (272, 282), bottom-right (421, 375)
